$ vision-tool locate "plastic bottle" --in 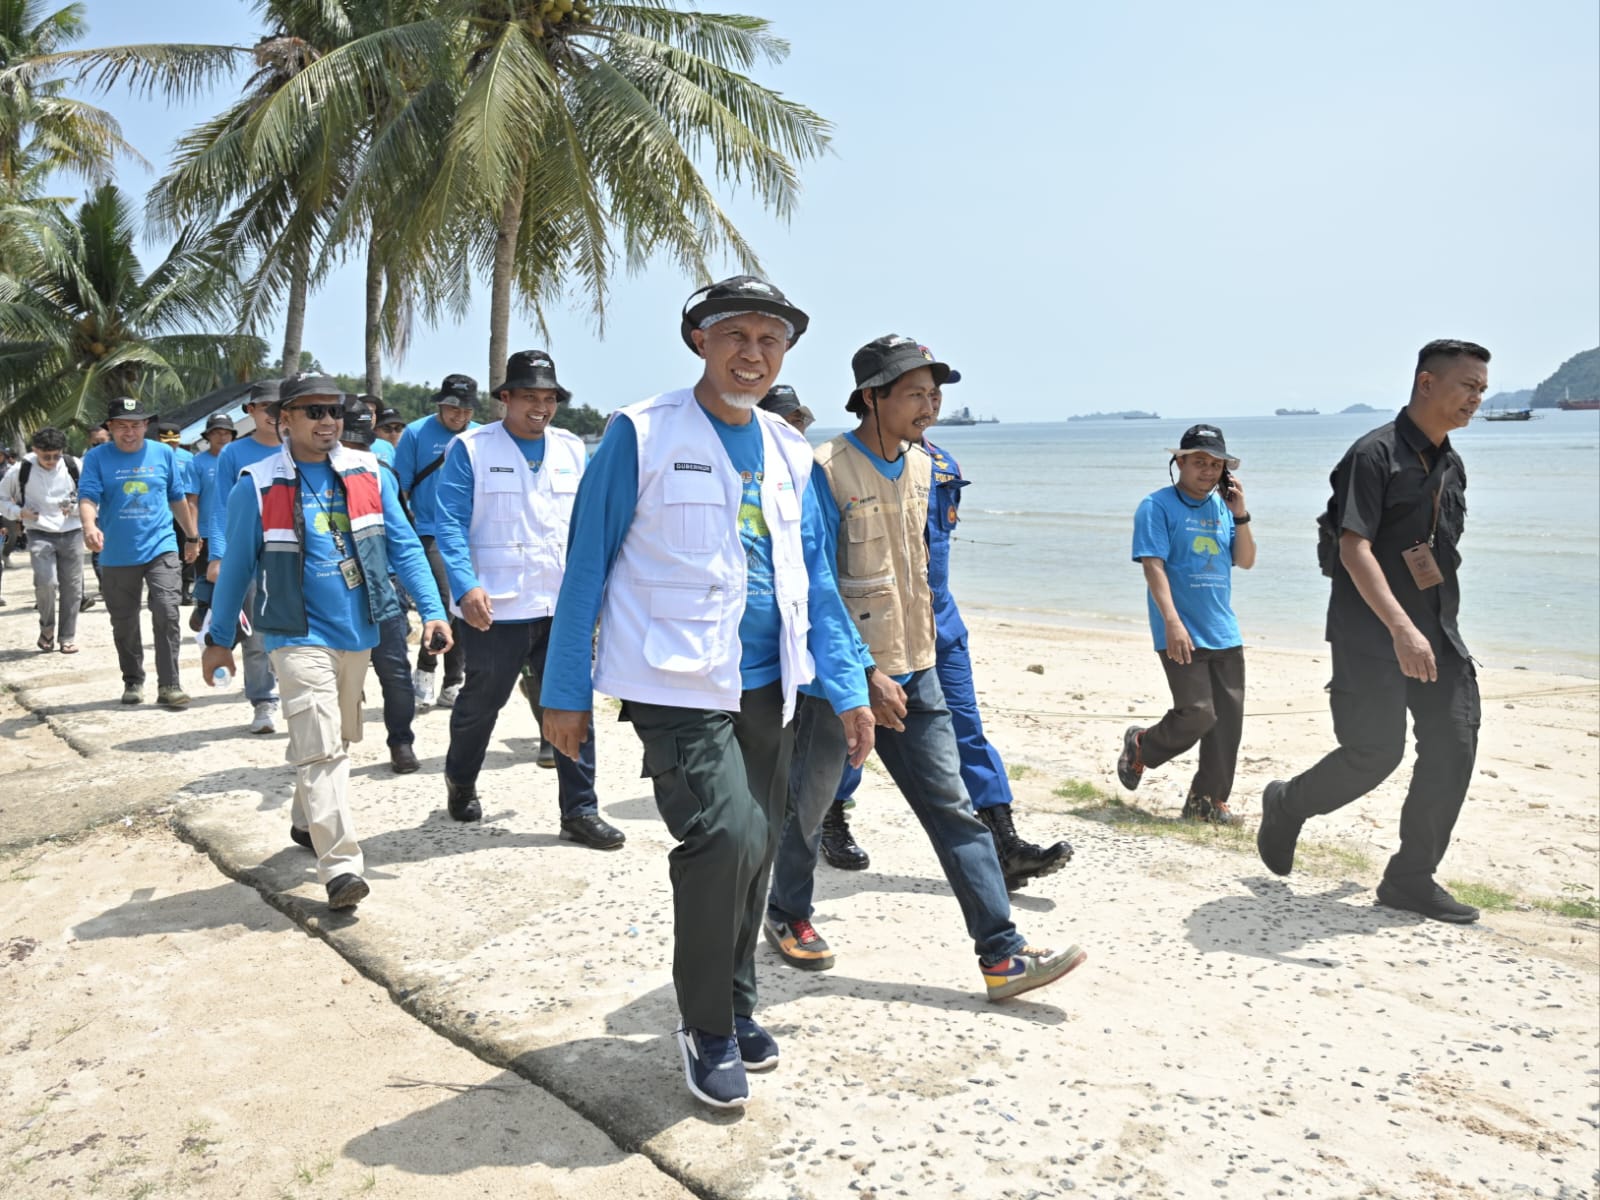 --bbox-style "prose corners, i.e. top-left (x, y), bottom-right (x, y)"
top-left (212, 667), bottom-right (232, 688)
